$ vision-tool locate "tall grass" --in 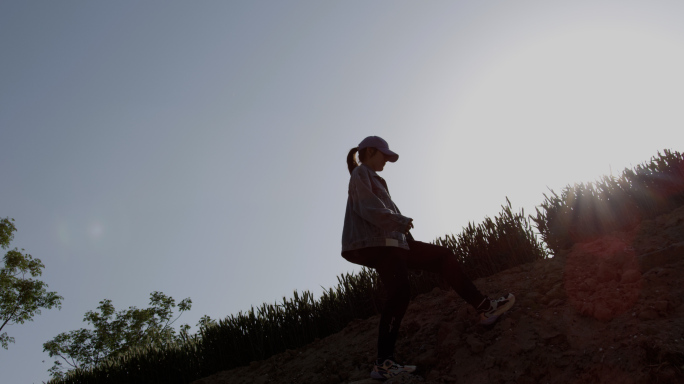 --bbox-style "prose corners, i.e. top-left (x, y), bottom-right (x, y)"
top-left (435, 198), bottom-right (549, 280)
top-left (50, 198), bottom-right (545, 384)
top-left (533, 149), bottom-right (684, 254)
